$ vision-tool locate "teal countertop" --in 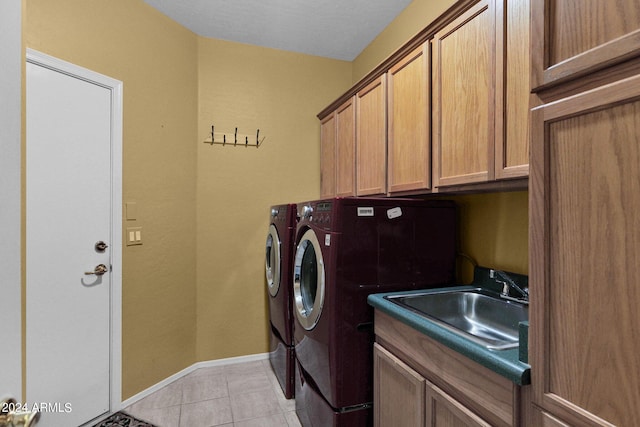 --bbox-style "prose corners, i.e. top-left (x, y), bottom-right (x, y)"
top-left (368, 285), bottom-right (531, 386)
